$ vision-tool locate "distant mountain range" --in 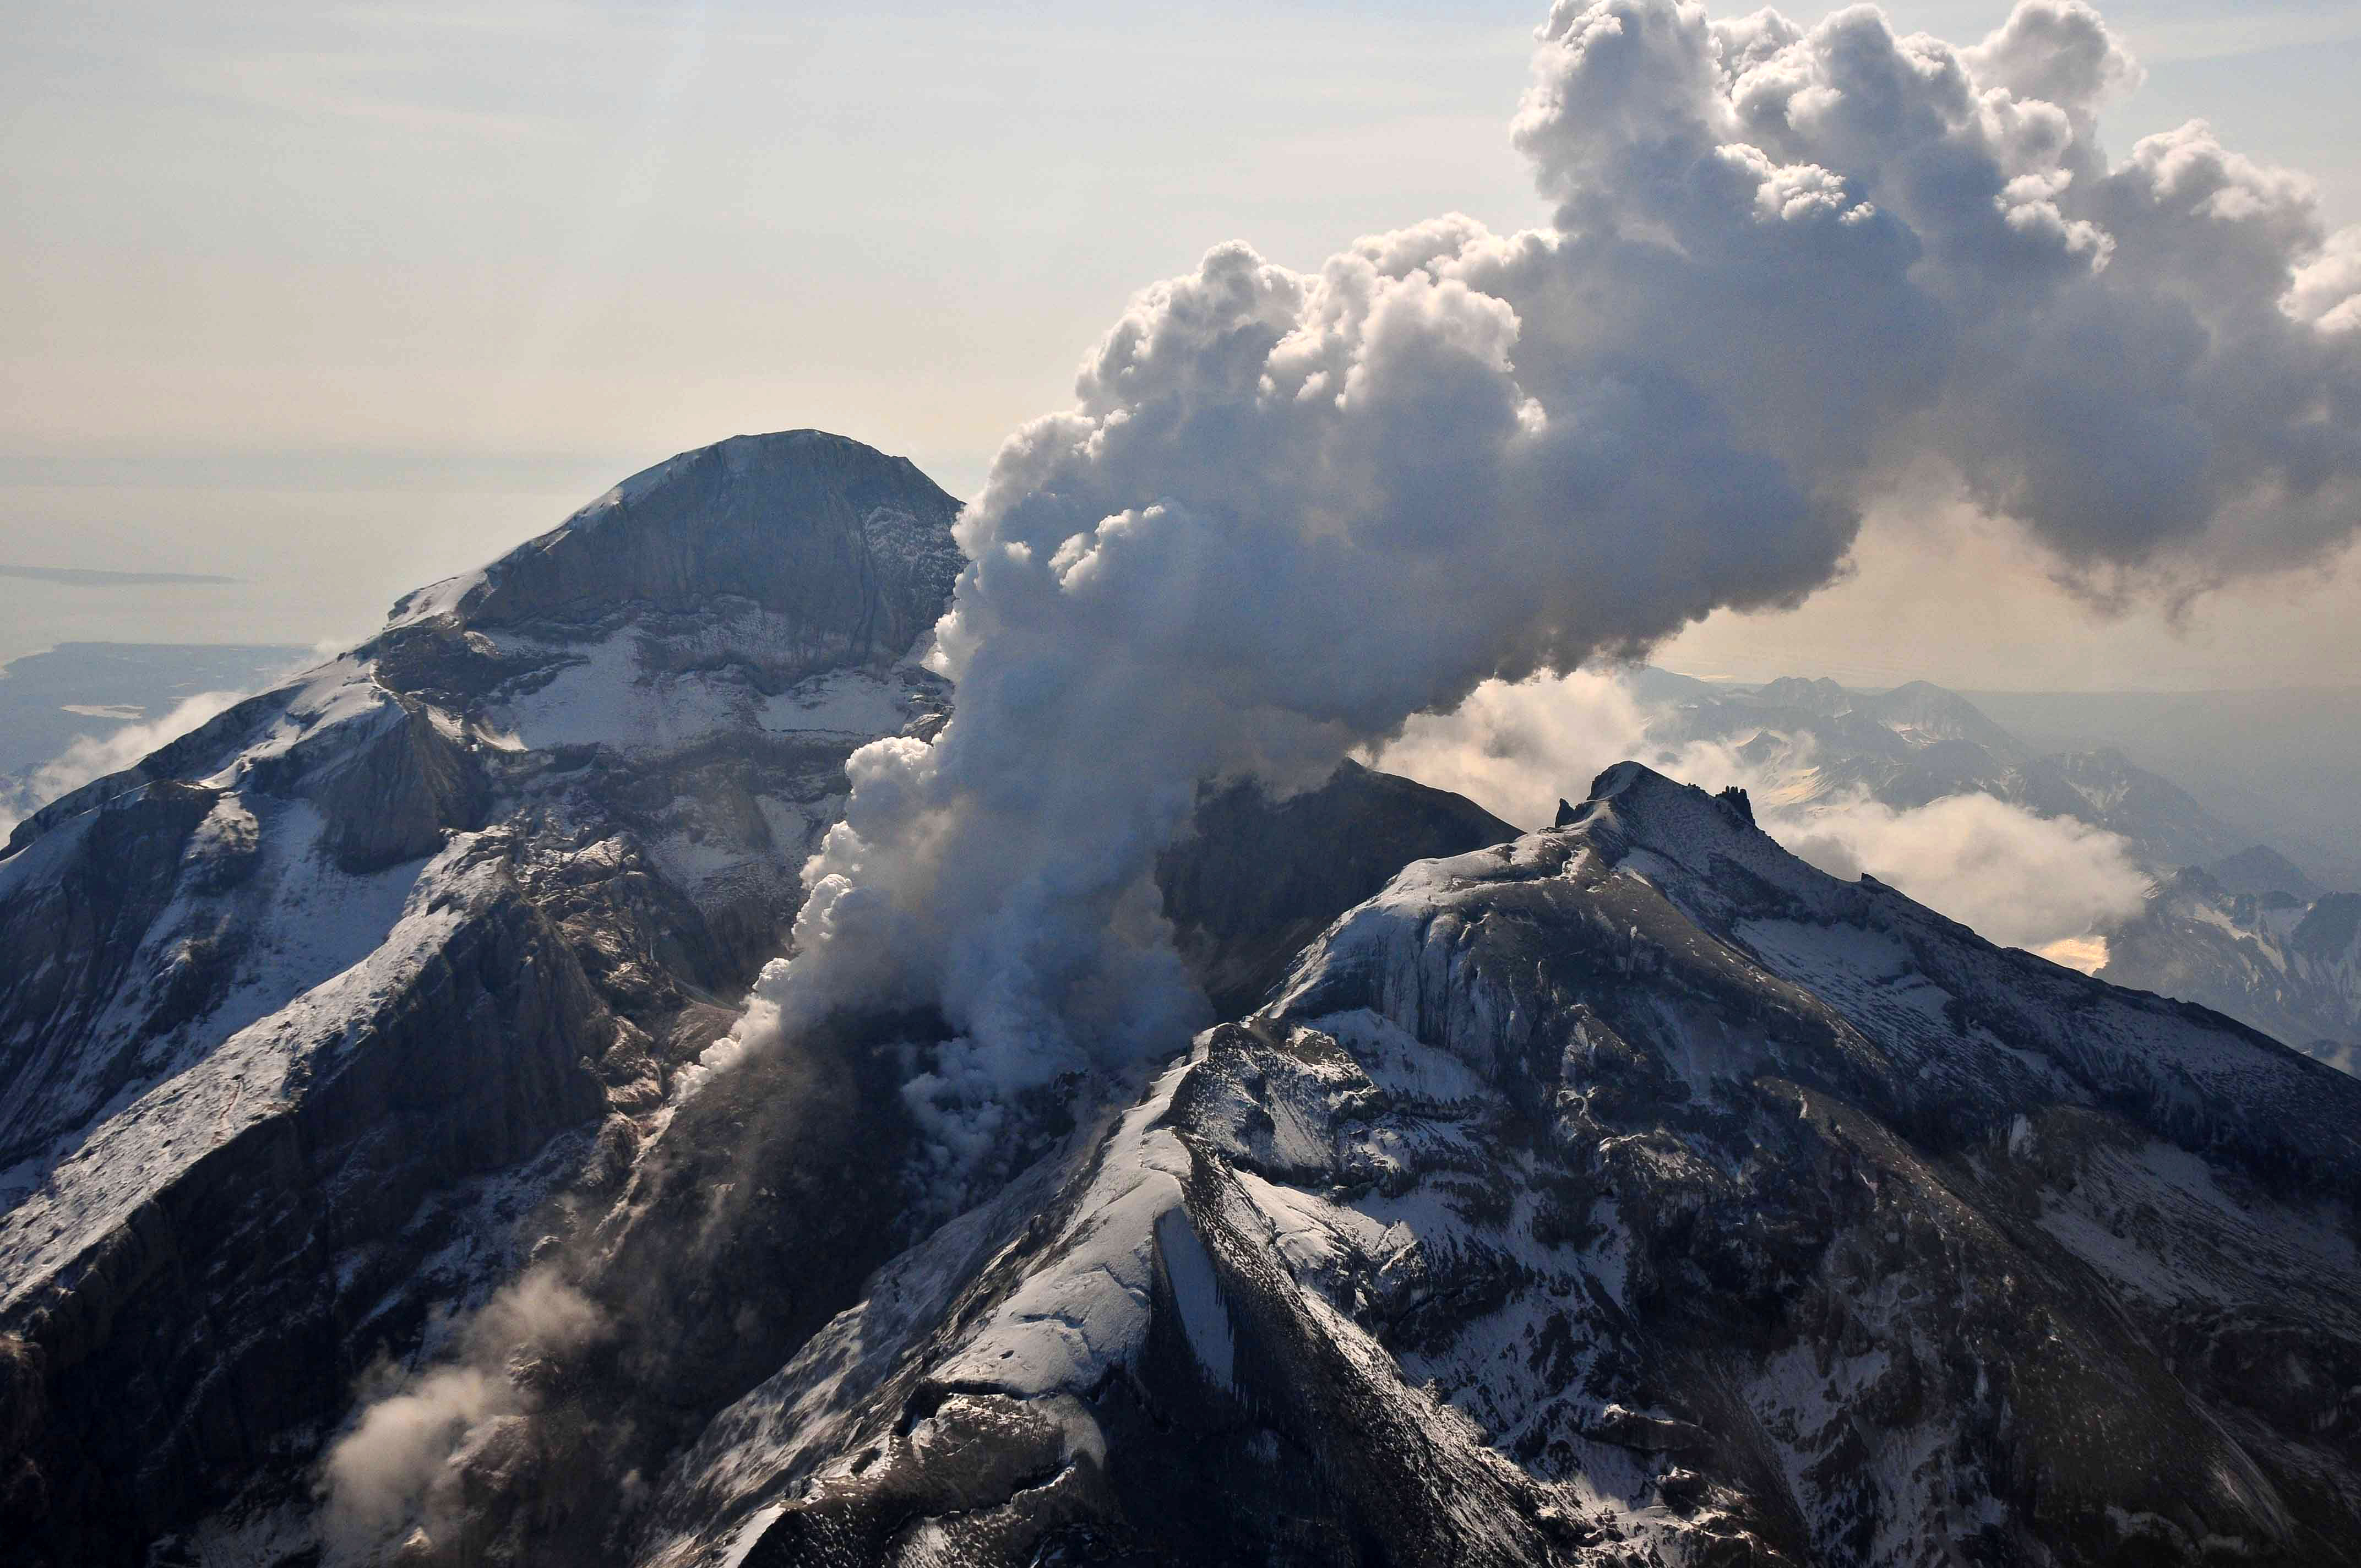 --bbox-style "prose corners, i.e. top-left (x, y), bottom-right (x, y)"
top-left (1967, 687), bottom-right (2361, 892)
top-left (1612, 666), bottom-right (2361, 1069)
top-left (1625, 667), bottom-right (2267, 870)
